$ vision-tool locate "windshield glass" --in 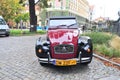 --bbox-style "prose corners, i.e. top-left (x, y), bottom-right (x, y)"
top-left (0, 19), bottom-right (6, 25)
top-left (49, 18), bottom-right (78, 29)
